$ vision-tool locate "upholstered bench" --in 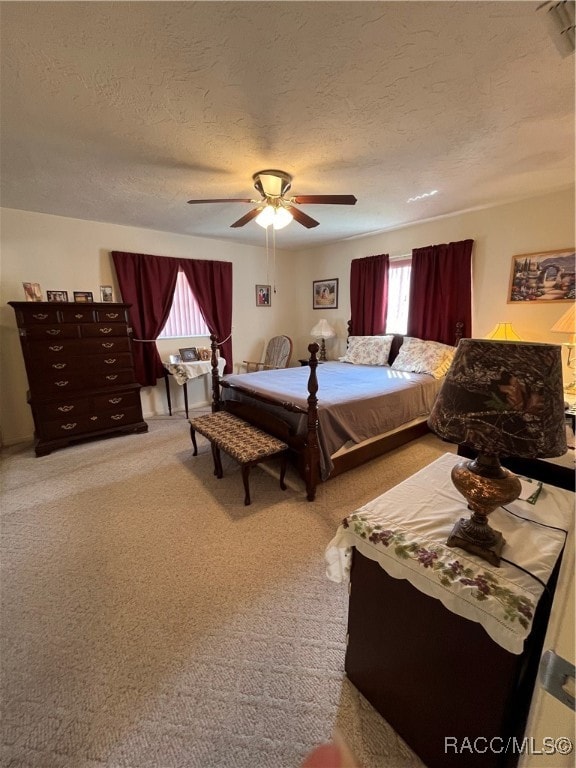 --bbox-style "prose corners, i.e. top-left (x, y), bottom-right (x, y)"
top-left (189, 411), bottom-right (288, 505)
